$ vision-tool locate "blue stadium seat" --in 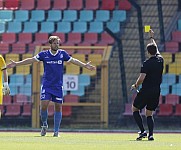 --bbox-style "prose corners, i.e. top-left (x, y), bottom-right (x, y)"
top-left (56, 22), bottom-right (71, 33)
top-left (9, 74), bottom-right (24, 86)
top-left (72, 22), bottom-right (87, 33)
top-left (79, 10), bottom-right (93, 22)
top-left (30, 10), bottom-right (45, 22)
top-left (70, 85), bottom-right (85, 96)
top-left (162, 73), bottom-right (176, 85)
top-left (47, 10), bottom-right (62, 22)
top-left (178, 19), bottom-right (181, 31)
top-left (172, 84), bottom-right (181, 96)
top-left (106, 21), bottom-right (120, 33)
top-left (0, 10), bottom-right (13, 22)
top-left (25, 74), bottom-right (32, 85)
top-left (7, 22), bottom-right (22, 33)
top-left (112, 10), bottom-right (126, 22)
top-left (179, 74), bottom-right (181, 83)
top-left (9, 84), bottom-right (18, 96)
top-left (95, 10), bottom-right (110, 22)
top-left (40, 22), bottom-right (55, 33)
top-left (62, 10), bottom-right (77, 22)
top-left (89, 22), bottom-right (103, 33)
top-left (23, 22), bottom-right (38, 33)
top-left (78, 74), bottom-right (90, 86)
top-left (160, 83), bottom-right (169, 96)
top-left (14, 10), bottom-right (29, 22)
top-left (19, 84), bottom-right (32, 96)
top-left (0, 22), bottom-right (5, 33)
